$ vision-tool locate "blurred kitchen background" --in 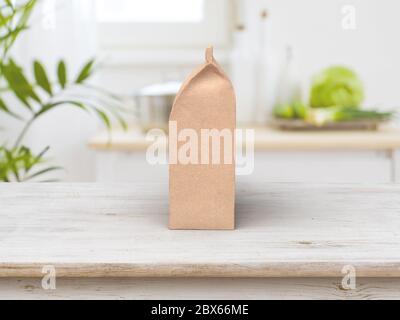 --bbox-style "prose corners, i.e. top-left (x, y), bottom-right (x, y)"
top-left (2, 0), bottom-right (400, 183)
